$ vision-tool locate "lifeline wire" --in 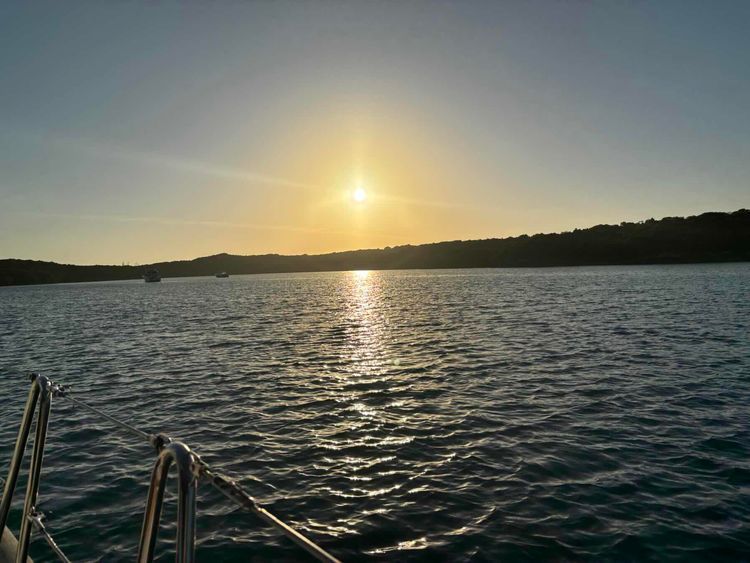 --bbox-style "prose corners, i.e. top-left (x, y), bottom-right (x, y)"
top-left (61, 392), bottom-right (151, 442)
top-left (28, 511), bottom-right (72, 563)
top-left (2, 471), bottom-right (72, 562)
top-left (53, 384), bottom-right (341, 563)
